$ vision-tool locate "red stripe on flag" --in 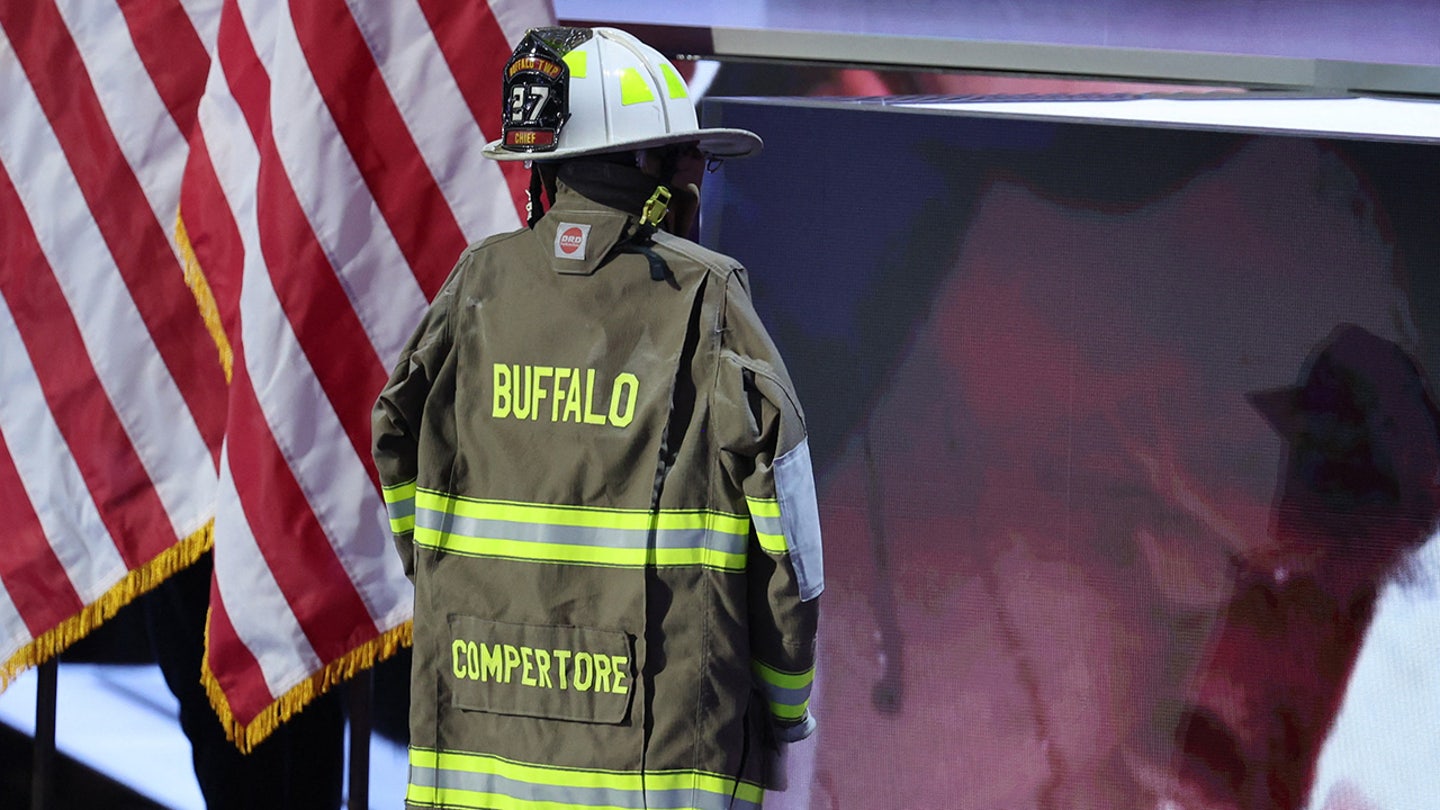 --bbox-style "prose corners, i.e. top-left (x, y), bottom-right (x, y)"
top-left (0, 163), bottom-right (178, 569)
top-left (217, 10), bottom-right (389, 484)
top-left (214, 0), bottom-right (269, 144)
top-left (416, 0), bottom-right (532, 223)
top-left (226, 348), bottom-right (379, 667)
top-left (0, 431), bottom-right (85, 639)
top-left (0, 0), bottom-right (226, 455)
top-left (179, 141), bottom-right (245, 345)
top-left (115, 0), bottom-right (210, 136)
top-left (290, 0), bottom-right (468, 301)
